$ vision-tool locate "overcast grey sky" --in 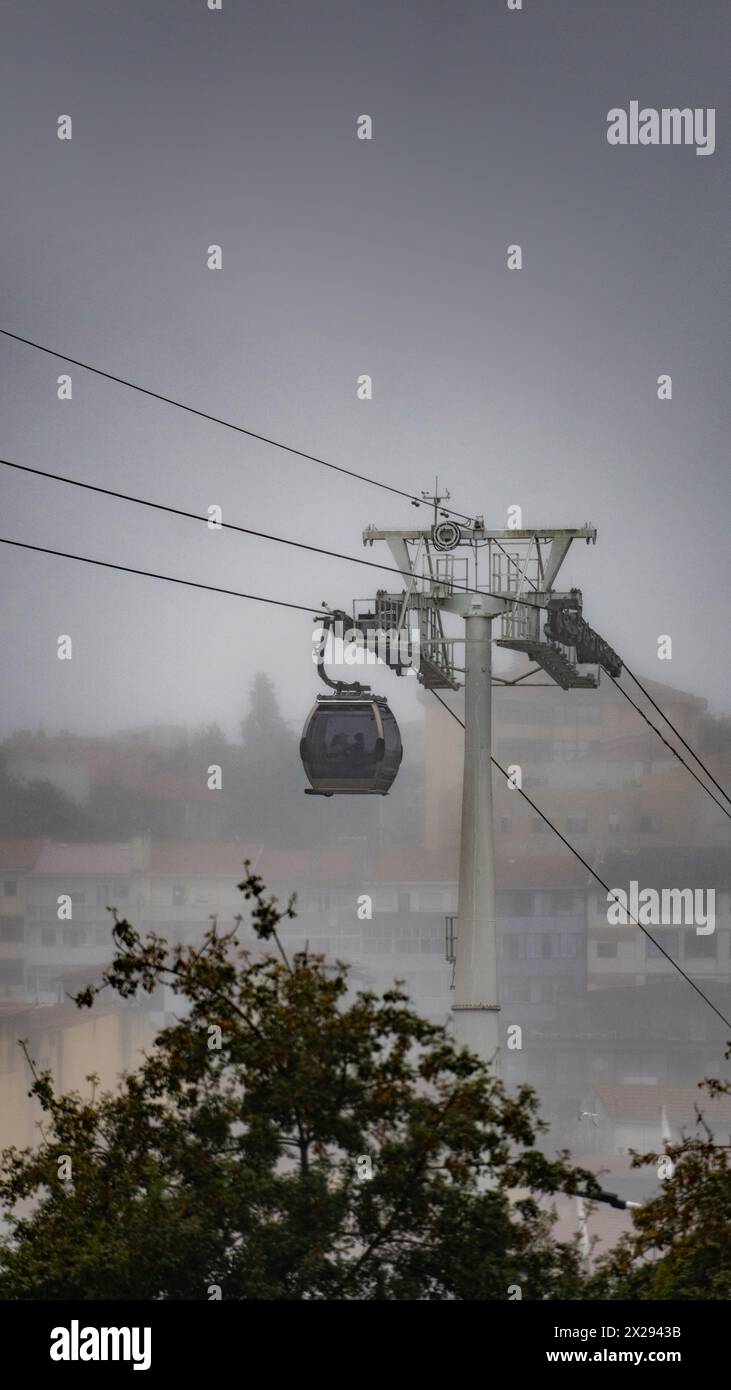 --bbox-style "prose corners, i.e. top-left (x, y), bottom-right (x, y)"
top-left (1, 0), bottom-right (729, 737)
